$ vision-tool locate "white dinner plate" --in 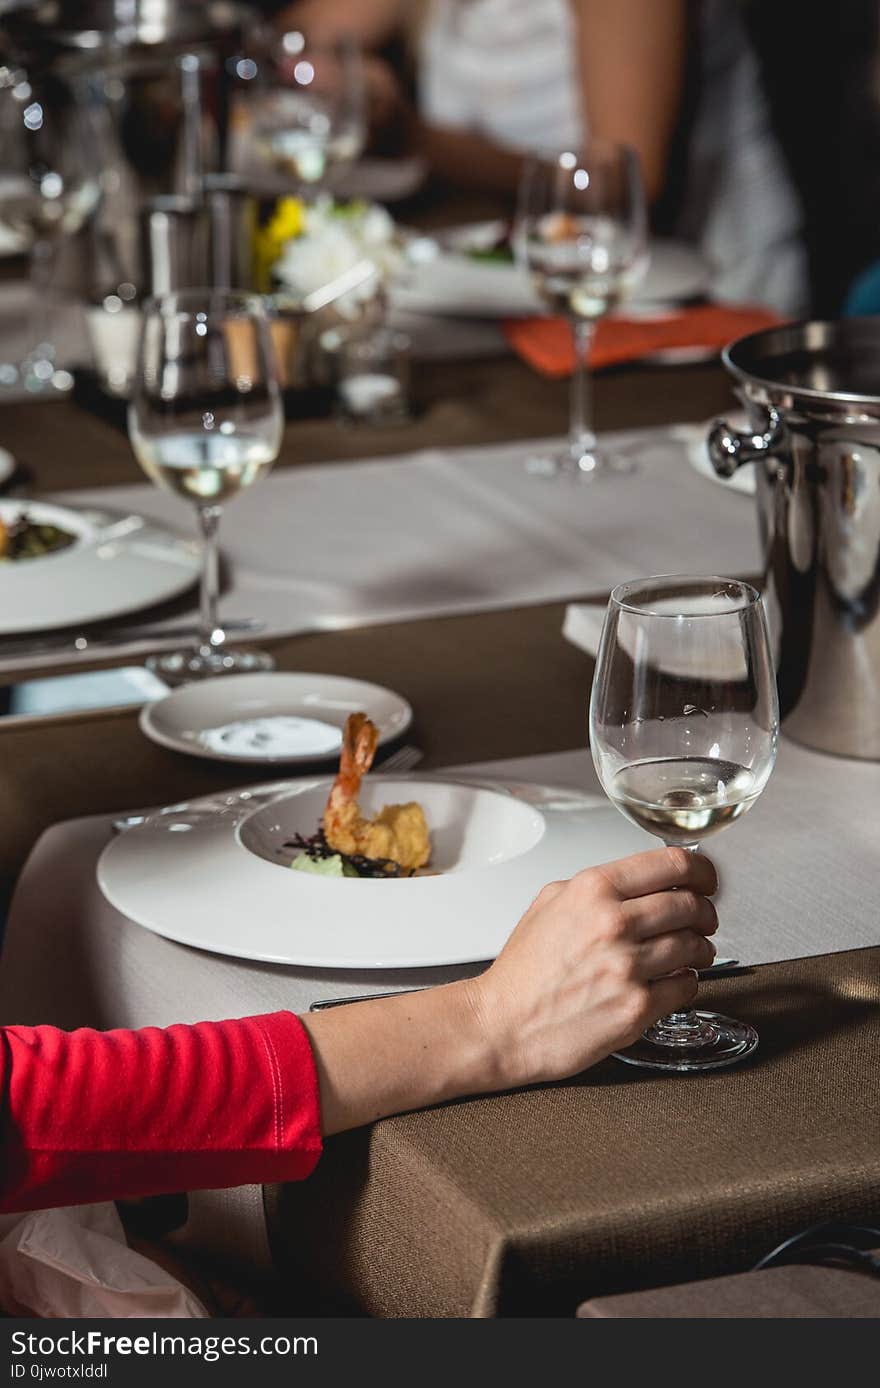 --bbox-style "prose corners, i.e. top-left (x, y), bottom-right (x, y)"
top-left (140, 672), bottom-right (413, 766)
top-left (393, 225), bottom-right (711, 319)
top-left (0, 499), bottom-right (200, 635)
top-left (97, 774), bottom-right (651, 969)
